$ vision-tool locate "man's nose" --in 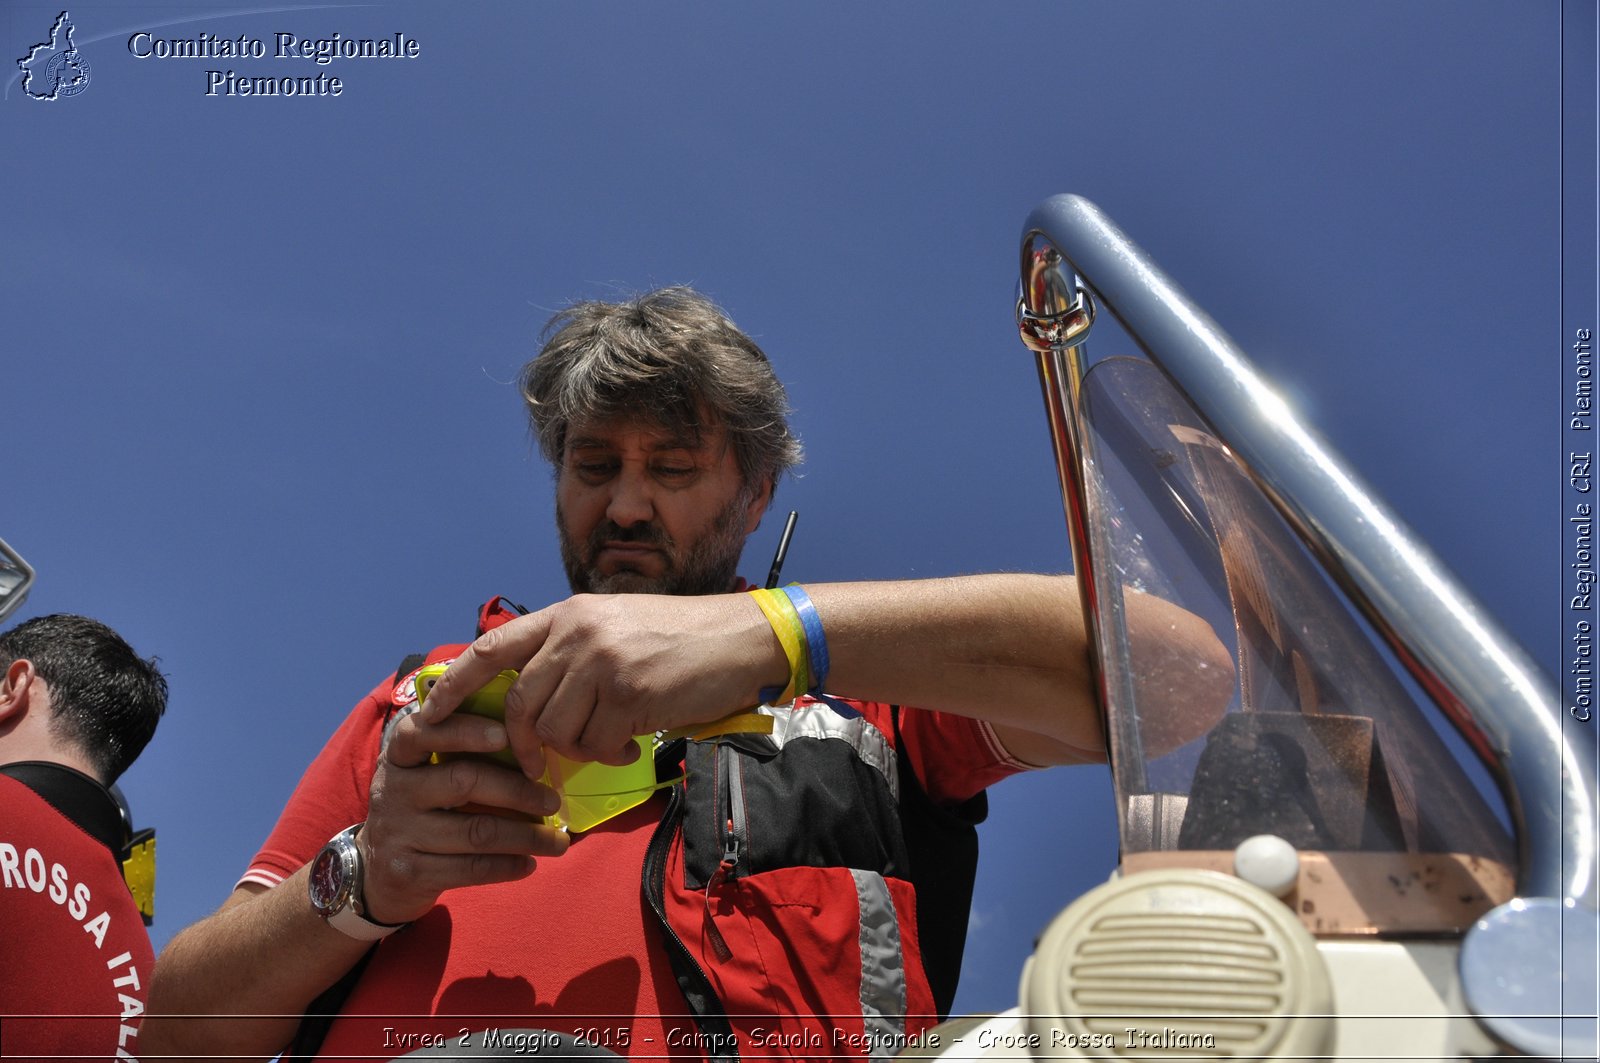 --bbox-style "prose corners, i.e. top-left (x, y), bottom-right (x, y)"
top-left (604, 467), bottom-right (656, 527)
